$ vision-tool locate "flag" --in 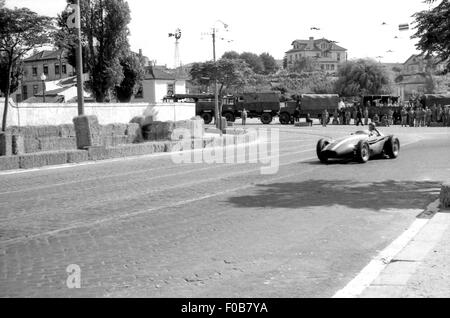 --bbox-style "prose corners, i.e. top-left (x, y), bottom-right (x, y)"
top-left (399, 24), bottom-right (409, 31)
